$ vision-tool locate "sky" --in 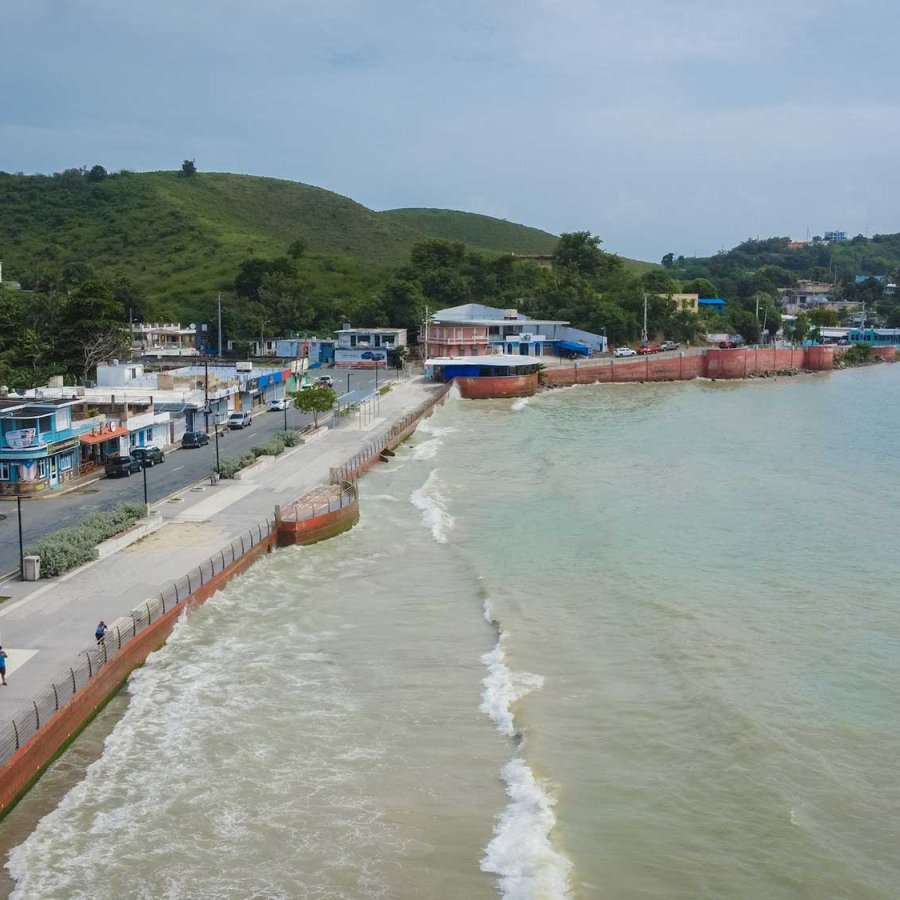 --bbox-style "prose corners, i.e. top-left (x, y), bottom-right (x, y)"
top-left (2, 0), bottom-right (899, 261)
